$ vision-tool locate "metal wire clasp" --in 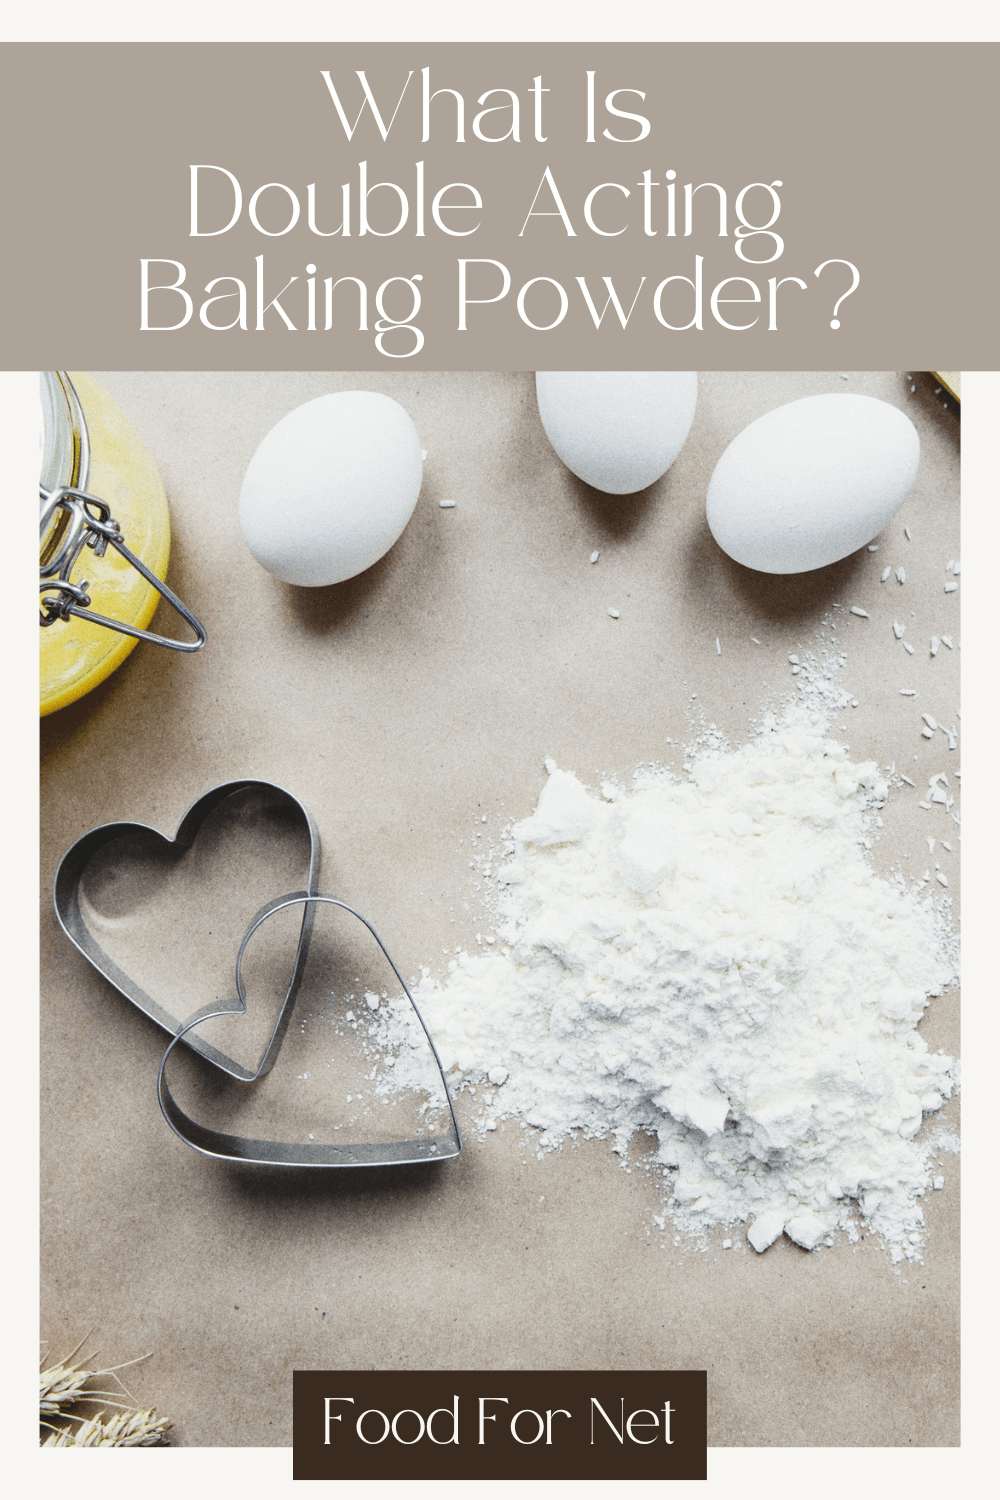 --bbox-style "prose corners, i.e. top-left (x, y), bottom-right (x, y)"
top-left (39, 485), bottom-right (206, 652)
